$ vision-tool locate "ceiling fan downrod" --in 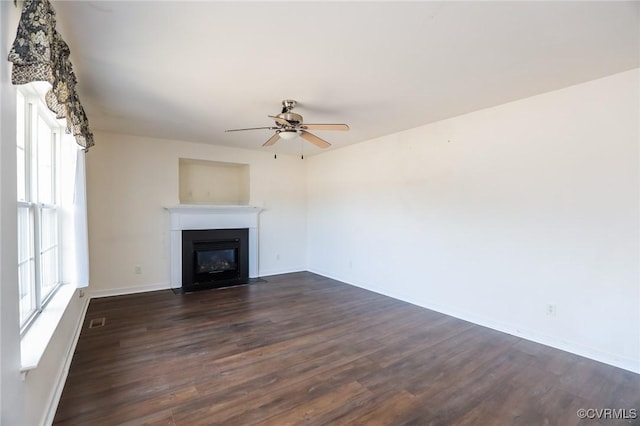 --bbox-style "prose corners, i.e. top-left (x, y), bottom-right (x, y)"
top-left (282, 99), bottom-right (297, 113)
